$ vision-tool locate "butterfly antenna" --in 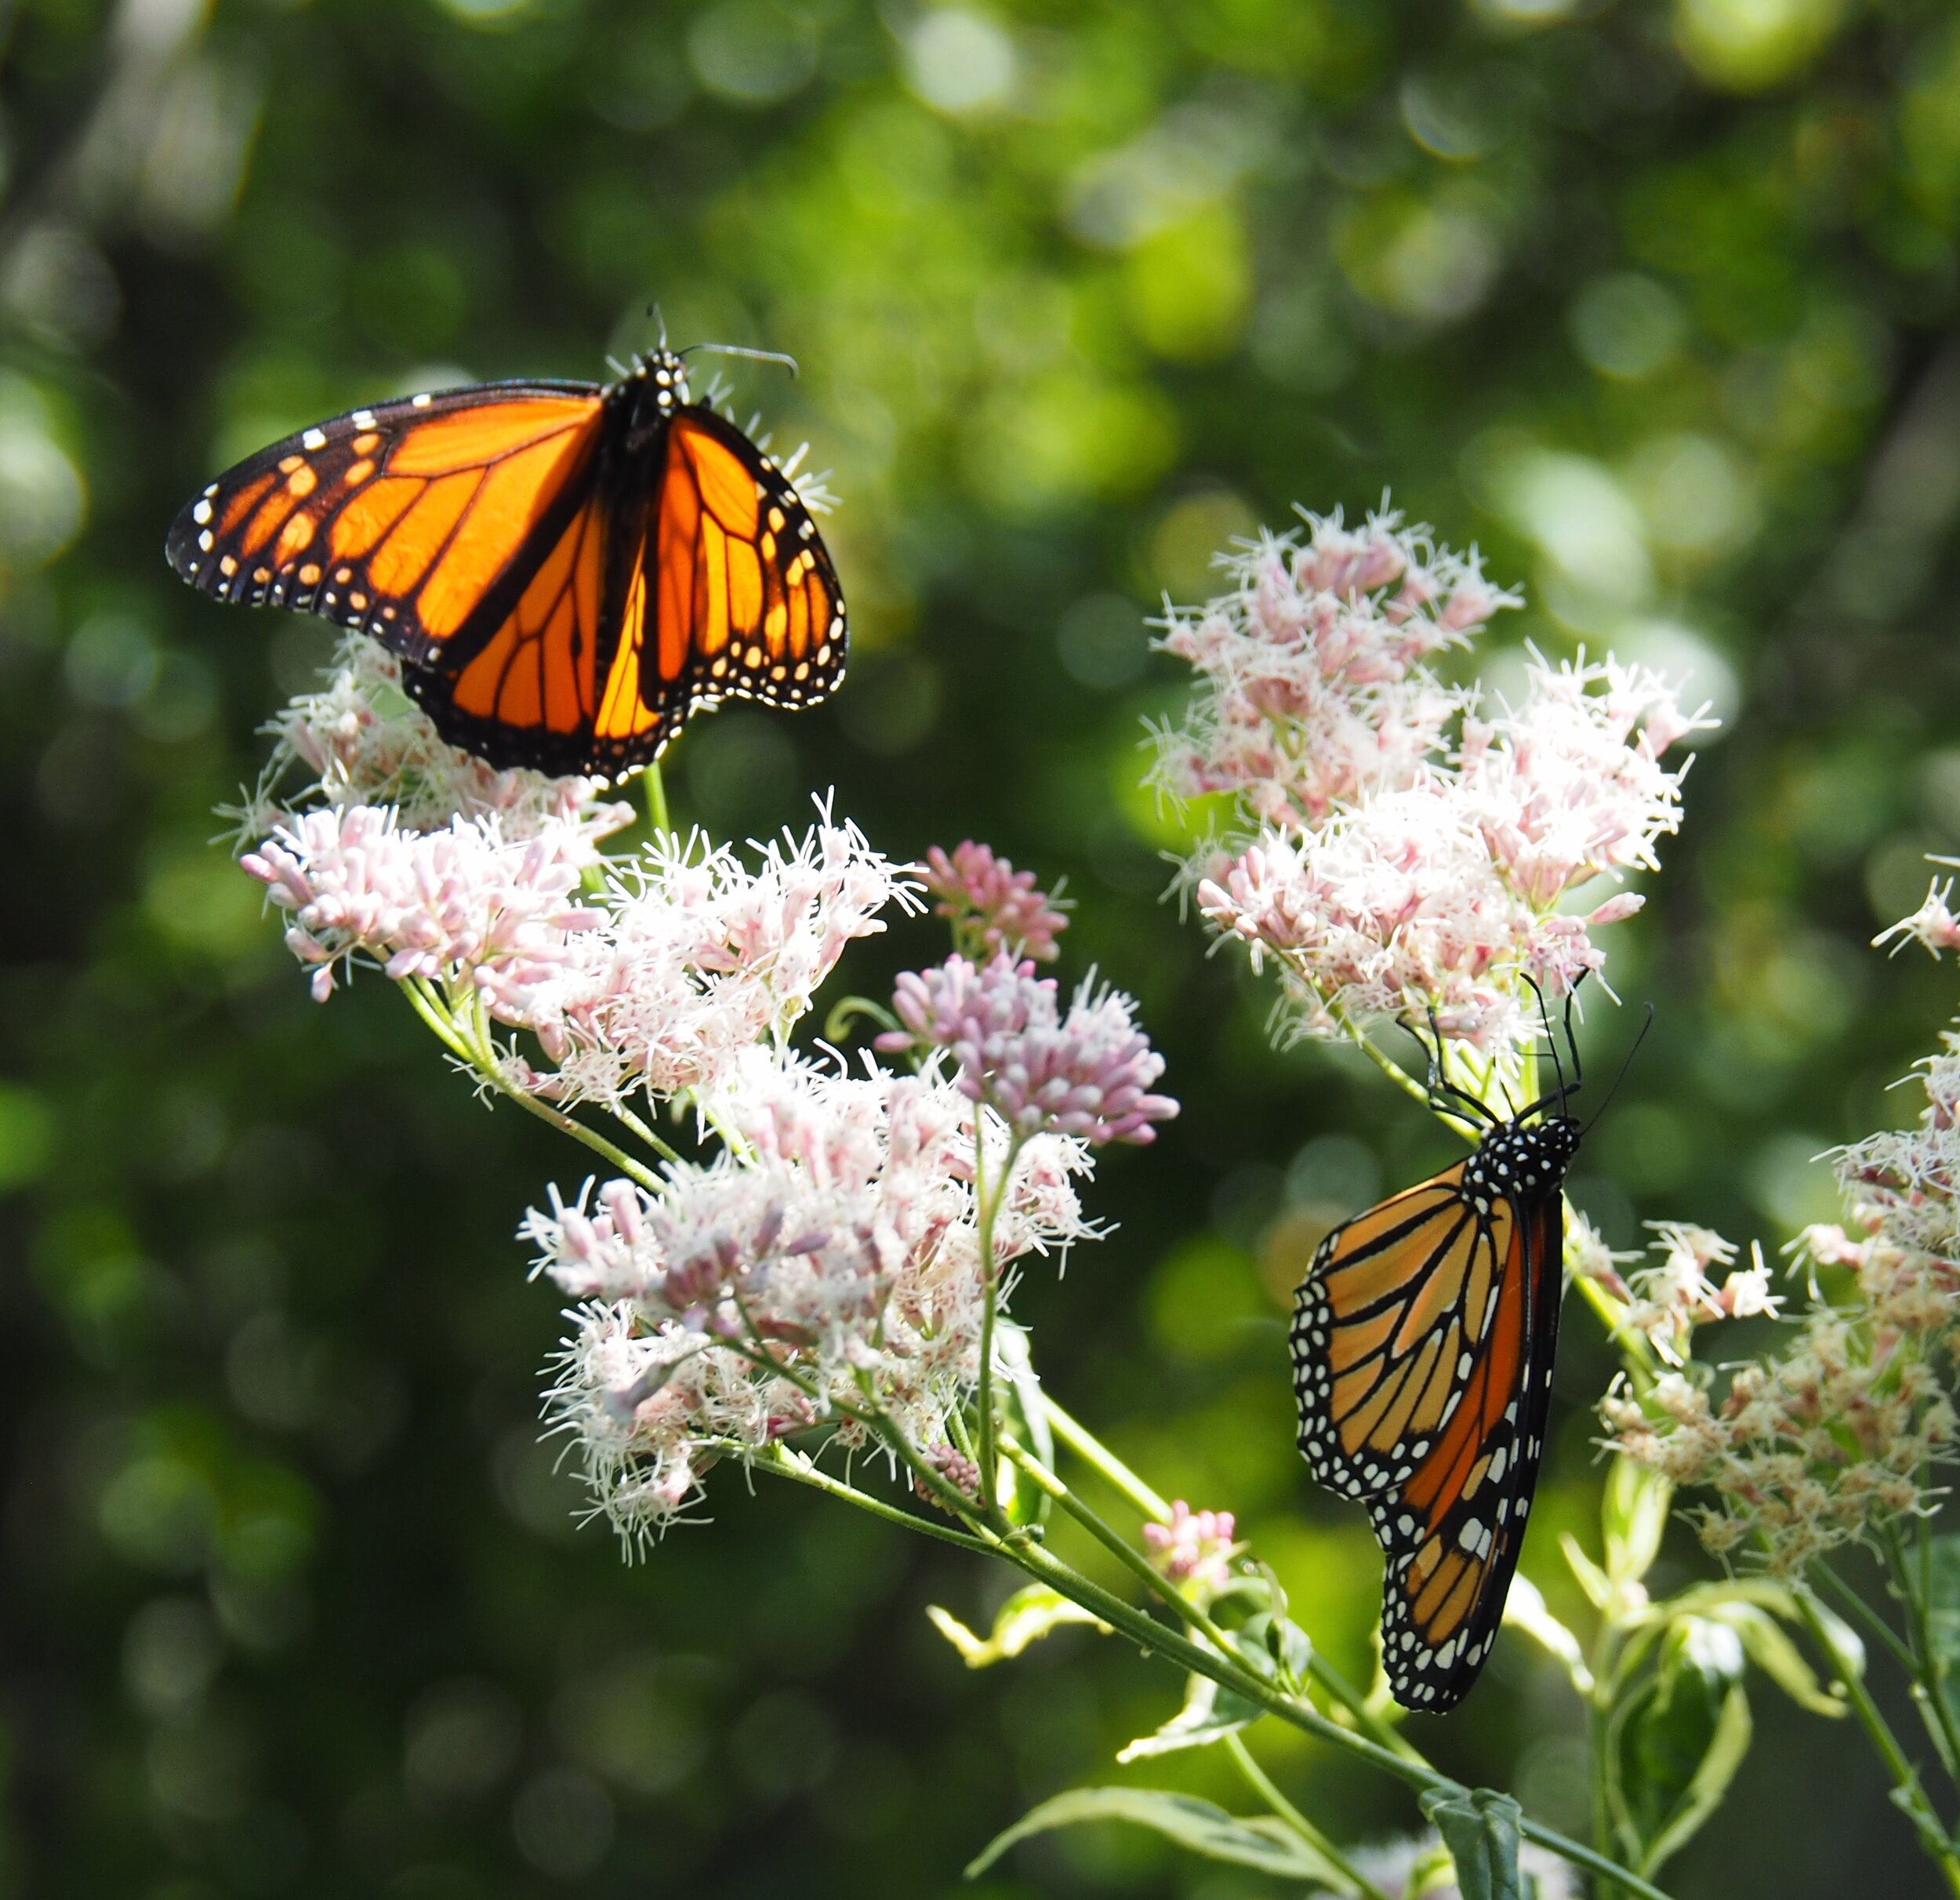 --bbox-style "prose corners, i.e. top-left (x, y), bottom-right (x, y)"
top-left (683, 341), bottom-right (800, 379)
top-left (1405, 1010), bottom-right (1494, 1128)
top-left (1523, 974), bottom-right (1566, 1106)
top-left (1582, 1002), bottom-right (1654, 1135)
